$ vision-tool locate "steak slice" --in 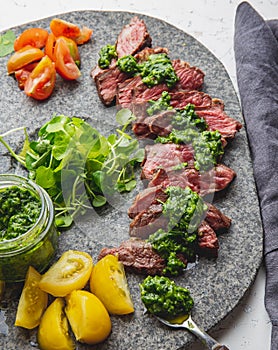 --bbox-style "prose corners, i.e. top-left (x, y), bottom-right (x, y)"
top-left (172, 59), bottom-right (204, 91)
top-left (128, 185), bottom-right (168, 219)
top-left (129, 206), bottom-right (169, 239)
top-left (169, 90), bottom-right (212, 110)
top-left (132, 97), bottom-right (241, 143)
top-left (93, 66), bottom-right (129, 106)
top-left (204, 203), bottom-right (231, 232)
top-left (116, 16), bottom-right (152, 58)
top-left (196, 99), bottom-right (242, 140)
top-left (148, 164), bottom-right (236, 196)
top-left (141, 143), bottom-right (195, 180)
top-left (98, 238), bottom-right (166, 276)
top-left (128, 186), bottom-right (231, 239)
top-left (116, 60), bottom-right (205, 110)
top-left (197, 221), bottom-right (219, 257)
